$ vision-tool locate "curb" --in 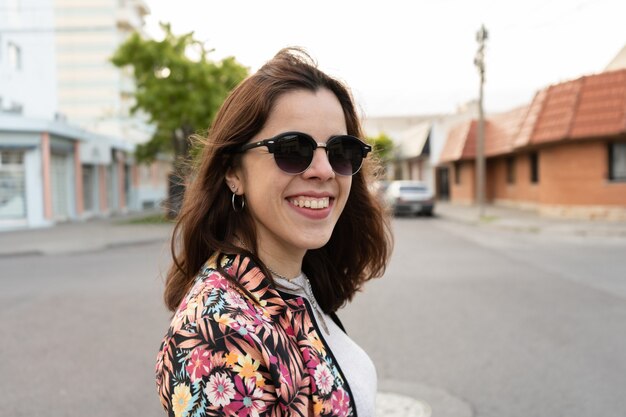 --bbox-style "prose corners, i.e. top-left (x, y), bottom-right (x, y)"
top-left (434, 210), bottom-right (626, 238)
top-left (0, 236), bottom-right (170, 258)
top-left (0, 250), bottom-right (44, 259)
